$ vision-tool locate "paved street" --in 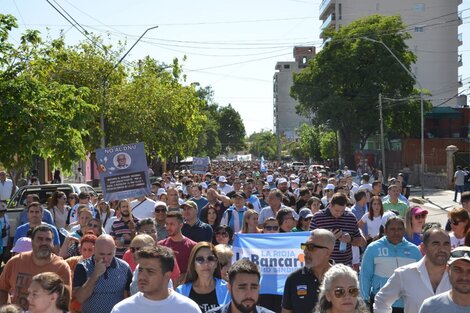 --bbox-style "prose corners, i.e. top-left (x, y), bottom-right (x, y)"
top-left (408, 187), bottom-right (457, 227)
